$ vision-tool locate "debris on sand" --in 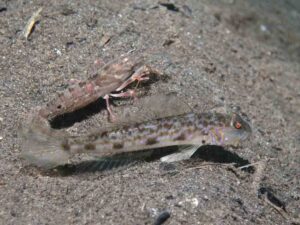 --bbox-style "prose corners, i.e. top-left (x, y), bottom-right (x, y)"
top-left (21, 7), bottom-right (43, 40)
top-left (153, 210), bottom-right (171, 225)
